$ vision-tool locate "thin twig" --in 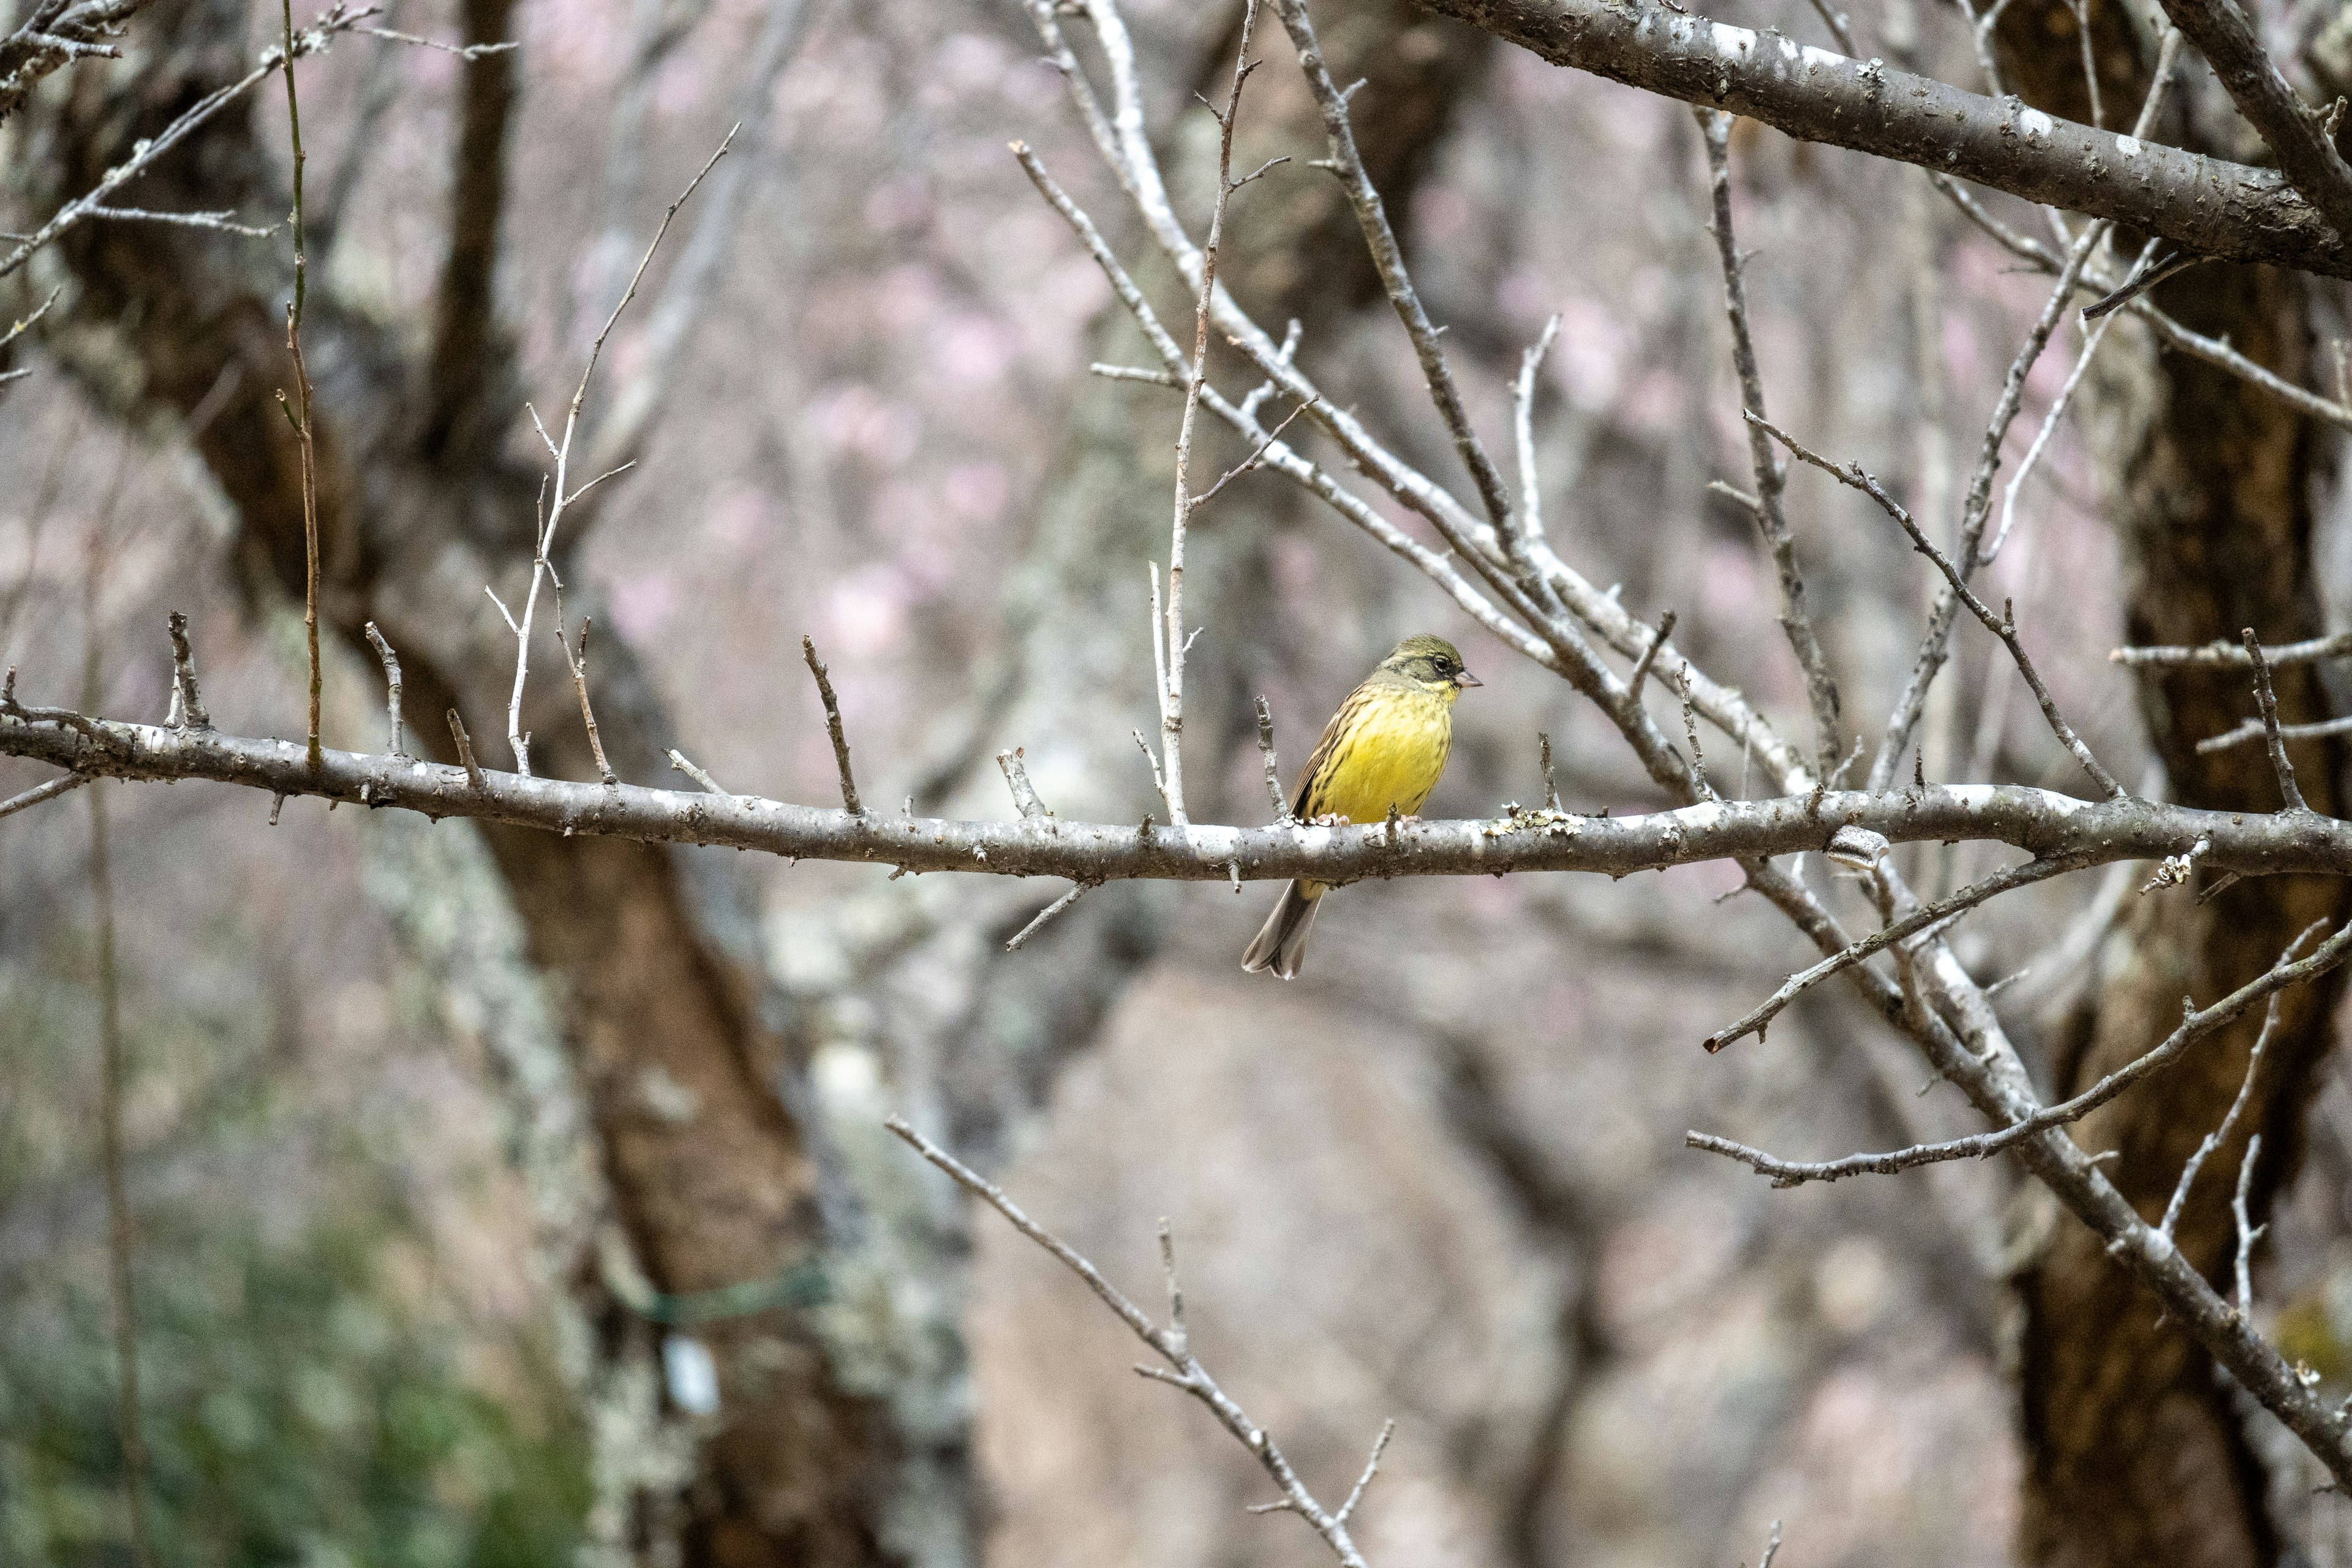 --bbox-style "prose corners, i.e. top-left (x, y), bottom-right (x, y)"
top-left (802, 634), bottom-right (863, 815)
top-left (1754, 413), bottom-right (2124, 799)
top-left (2196, 712), bottom-right (2352, 755)
top-left (2243, 628), bottom-right (2311, 812)
top-left (1703, 853), bottom-right (2085, 1052)
top-left (88, 205), bottom-right (276, 236)
top-left (1987, 237), bottom-right (2160, 562)
top-left (997, 747), bottom-right (1050, 818)
top-left (165, 611), bottom-right (210, 731)
top-left (1512, 314), bottom-right (1562, 555)
top-left (447, 709), bottom-right (484, 789)
top-left (1332, 1420), bottom-right (1396, 1526)
top-left (2117, 630), bottom-right (2352, 668)
top-left (2163, 971), bottom-right (2291, 1237)
top-left (1256, 696), bottom-right (1289, 822)
top-left (1692, 918), bottom-right (2352, 1185)
top-left (666, 748), bottom-right (728, 796)
top-left (555, 611), bottom-right (617, 786)
top-left (0, 769), bottom-right (90, 821)
top-left (1157, 0), bottom-right (1264, 829)
top-left (279, 0), bottom-right (322, 771)
top-left (884, 1115), bottom-right (1380, 1568)
top-left (1626, 609), bottom-right (1676, 700)
top-left (1869, 212), bottom-right (2108, 791)
top-left (362, 619), bottom-right (404, 756)
top-left (351, 23), bottom-right (518, 58)
top-left (1695, 106), bottom-right (1843, 778)
top-left (2234, 1132), bottom-right (2266, 1314)
top-left (1005, 881), bottom-right (1094, 951)
top-left (502, 127), bottom-right (736, 778)
top-left (2080, 249), bottom-right (2204, 320)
